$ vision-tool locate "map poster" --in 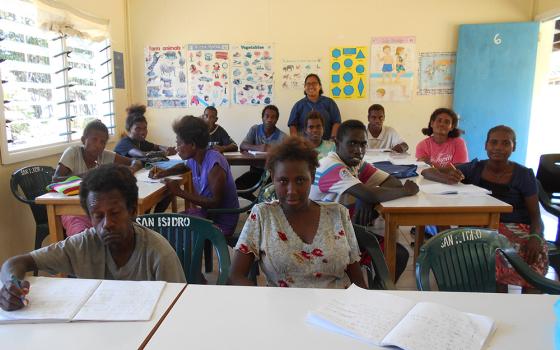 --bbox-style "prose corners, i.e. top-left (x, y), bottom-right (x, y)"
top-left (418, 52), bottom-right (456, 95)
